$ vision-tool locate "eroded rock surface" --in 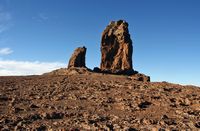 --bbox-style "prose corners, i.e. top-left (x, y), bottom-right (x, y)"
top-left (68, 47), bottom-right (87, 68)
top-left (100, 20), bottom-right (133, 74)
top-left (0, 74), bottom-right (199, 130)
